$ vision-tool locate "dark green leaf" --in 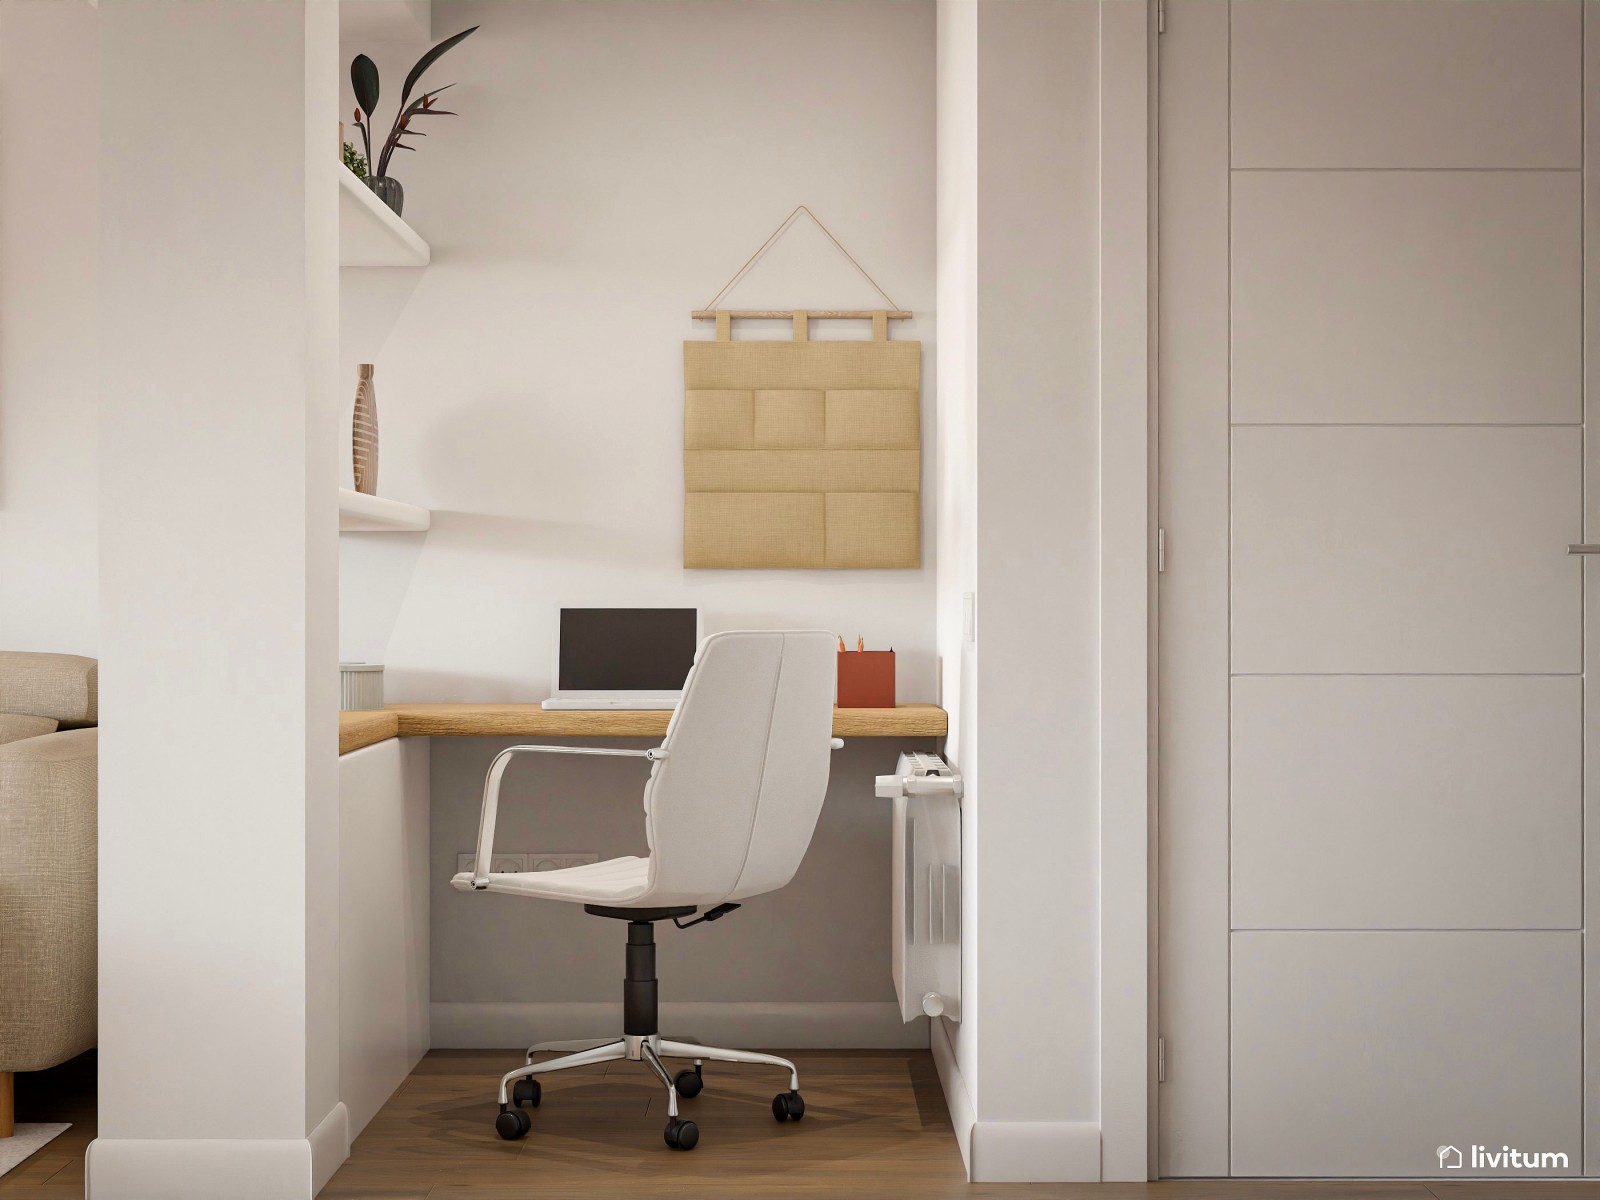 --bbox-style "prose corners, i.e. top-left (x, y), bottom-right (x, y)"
top-left (350, 54), bottom-right (380, 116)
top-left (400, 26), bottom-right (477, 107)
